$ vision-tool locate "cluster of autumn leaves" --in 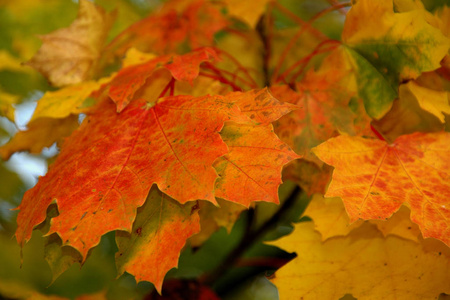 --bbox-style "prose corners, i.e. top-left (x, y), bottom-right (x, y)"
top-left (1, 0), bottom-right (450, 298)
